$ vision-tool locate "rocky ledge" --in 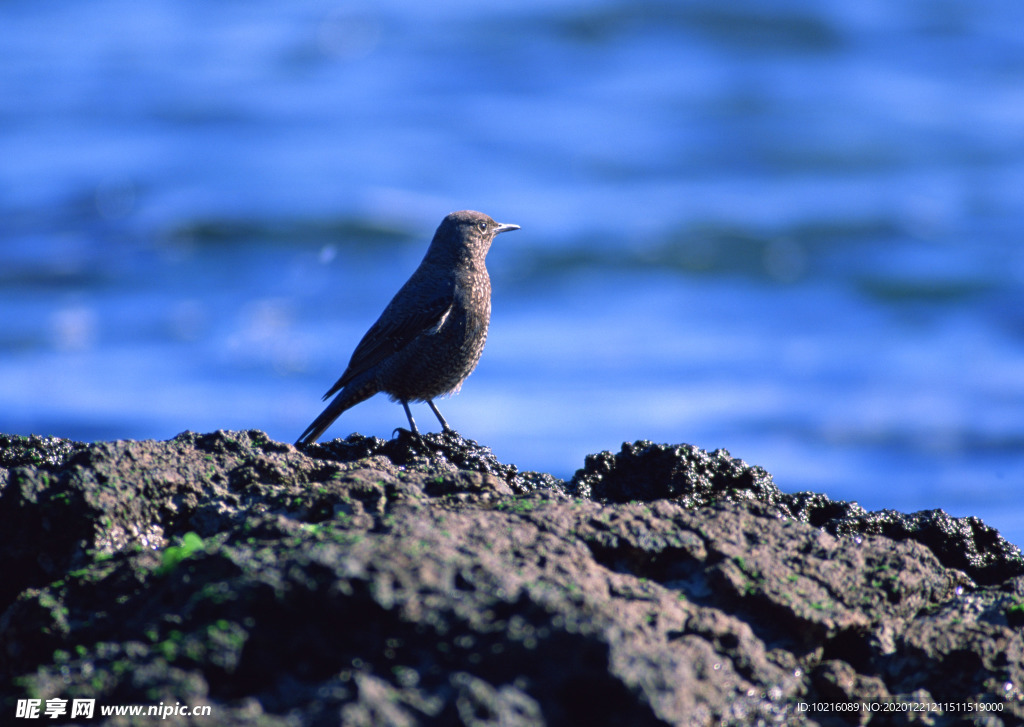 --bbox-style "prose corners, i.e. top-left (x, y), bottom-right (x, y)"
top-left (1, 430), bottom-right (1022, 726)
